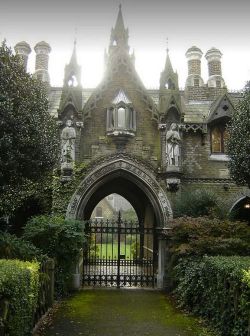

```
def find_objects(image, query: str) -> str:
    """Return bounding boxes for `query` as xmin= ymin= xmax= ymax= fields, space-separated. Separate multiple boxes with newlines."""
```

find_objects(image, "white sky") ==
xmin=1 ymin=0 xmax=250 ymax=90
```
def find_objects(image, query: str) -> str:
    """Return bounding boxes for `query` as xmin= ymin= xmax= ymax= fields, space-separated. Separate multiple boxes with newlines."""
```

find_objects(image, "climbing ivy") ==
xmin=52 ymin=163 xmax=87 ymax=216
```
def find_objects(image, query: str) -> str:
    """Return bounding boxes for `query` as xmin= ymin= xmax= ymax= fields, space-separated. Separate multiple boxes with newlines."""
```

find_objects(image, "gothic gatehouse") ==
xmin=14 ymin=5 xmax=250 ymax=288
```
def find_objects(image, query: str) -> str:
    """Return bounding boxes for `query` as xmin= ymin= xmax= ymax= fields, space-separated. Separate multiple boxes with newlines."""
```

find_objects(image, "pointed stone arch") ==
xmin=66 ymin=155 xmax=172 ymax=228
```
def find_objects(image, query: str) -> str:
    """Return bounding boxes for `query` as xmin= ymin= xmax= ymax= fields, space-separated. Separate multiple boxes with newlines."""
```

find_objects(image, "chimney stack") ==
xmin=14 ymin=41 xmax=31 ymax=71
xmin=205 ymin=47 xmax=225 ymax=88
xmin=34 ymin=41 xmax=51 ymax=83
xmin=185 ymin=46 xmax=204 ymax=87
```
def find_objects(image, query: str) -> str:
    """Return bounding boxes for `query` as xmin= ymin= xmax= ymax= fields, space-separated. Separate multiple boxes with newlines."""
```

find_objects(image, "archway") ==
xmin=66 ymin=156 xmax=172 ymax=288
xmin=230 ymin=197 xmax=250 ymax=224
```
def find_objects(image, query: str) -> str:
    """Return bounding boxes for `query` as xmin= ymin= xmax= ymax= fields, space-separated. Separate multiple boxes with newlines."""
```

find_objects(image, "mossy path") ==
xmin=44 ymin=289 xmax=215 ymax=336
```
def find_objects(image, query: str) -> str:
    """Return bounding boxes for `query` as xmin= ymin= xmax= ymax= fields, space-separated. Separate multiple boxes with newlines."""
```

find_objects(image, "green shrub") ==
xmin=0 ymin=259 xmax=40 ymax=336
xmin=174 ymin=189 xmax=227 ymax=218
xmin=23 ymin=215 xmax=85 ymax=296
xmin=175 ymin=256 xmax=250 ymax=336
xmin=0 ymin=232 xmax=45 ymax=261
xmin=169 ymin=217 xmax=250 ymax=257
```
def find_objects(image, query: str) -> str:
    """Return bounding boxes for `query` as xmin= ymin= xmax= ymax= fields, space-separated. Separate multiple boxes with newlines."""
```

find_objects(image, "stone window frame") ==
xmin=106 ymin=102 xmax=136 ymax=133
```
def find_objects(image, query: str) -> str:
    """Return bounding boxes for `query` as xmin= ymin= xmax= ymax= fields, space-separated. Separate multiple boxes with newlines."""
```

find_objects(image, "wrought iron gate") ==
xmin=83 ymin=215 xmax=155 ymax=288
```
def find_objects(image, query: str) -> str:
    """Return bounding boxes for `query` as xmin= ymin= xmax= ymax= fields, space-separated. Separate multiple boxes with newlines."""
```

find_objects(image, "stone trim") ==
xmin=66 ymin=156 xmax=173 ymax=227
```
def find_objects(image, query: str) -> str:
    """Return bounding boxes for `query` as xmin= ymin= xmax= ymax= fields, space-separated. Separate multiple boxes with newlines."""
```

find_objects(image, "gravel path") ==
xmin=43 ymin=289 xmax=215 ymax=336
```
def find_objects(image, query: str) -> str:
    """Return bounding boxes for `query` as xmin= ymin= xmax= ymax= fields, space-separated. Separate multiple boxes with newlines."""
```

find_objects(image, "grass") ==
xmin=95 ymin=243 xmax=132 ymax=259
xmin=44 ymin=290 xmax=218 ymax=336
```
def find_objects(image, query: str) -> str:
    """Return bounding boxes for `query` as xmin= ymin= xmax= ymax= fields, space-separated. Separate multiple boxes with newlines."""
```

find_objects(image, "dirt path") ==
xmin=43 ymin=289 xmax=215 ymax=336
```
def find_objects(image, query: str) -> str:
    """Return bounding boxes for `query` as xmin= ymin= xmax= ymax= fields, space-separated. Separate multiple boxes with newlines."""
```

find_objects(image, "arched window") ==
xmin=96 ymin=207 xmax=103 ymax=218
xmin=211 ymin=124 xmax=228 ymax=153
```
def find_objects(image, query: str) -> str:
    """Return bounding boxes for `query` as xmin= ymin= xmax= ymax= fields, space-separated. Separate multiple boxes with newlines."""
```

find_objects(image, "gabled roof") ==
xmin=207 ymin=93 xmax=234 ymax=123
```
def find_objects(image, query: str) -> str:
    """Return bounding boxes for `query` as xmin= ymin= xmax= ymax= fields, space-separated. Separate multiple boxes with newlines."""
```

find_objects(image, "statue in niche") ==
xmin=166 ymin=123 xmax=181 ymax=166
xmin=61 ymin=119 xmax=76 ymax=166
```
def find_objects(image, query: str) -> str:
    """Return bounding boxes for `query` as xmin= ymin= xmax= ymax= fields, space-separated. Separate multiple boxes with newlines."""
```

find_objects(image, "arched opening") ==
xmin=82 ymin=181 xmax=157 ymax=288
xmin=91 ymin=193 xmax=138 ymax=221
xmin=230 ymin=197 xmax=250 ymax=224
xmin=66 ymin=157 xmax=172 ymax=288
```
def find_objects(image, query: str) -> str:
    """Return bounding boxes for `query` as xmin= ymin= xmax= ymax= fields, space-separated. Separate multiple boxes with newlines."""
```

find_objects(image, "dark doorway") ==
xmin=231 ymin=197 xmax=250 ymax=224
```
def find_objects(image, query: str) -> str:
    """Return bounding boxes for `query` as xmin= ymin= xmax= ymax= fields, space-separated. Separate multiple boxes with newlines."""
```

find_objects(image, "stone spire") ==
xmin=63 ymin=39 xmax=81 ymax=87
xmin=109 ymin=4 xmax=129 ymax=54
xmin=160 ymin=48 xmax=178 ymax=90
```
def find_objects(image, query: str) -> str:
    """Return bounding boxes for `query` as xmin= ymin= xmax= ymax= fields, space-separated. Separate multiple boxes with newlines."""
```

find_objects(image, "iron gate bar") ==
xmin=83 ymin=216 xmax=155 ymax=288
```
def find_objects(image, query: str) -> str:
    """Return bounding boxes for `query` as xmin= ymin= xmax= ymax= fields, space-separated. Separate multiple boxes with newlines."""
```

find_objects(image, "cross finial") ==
xmin=166 ymin=37 xmax=169 ymax=54
xmin=119 ymin=3 xmax=122 ymax=10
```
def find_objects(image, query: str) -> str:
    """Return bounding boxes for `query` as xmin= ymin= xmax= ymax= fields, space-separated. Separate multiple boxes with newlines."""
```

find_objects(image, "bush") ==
xmin=0 ymin=232 xmax=45 ymax=261
xmin=0 ymin=259 xmax=40 ymax=336
xmin=23 ymin=215 xmax=85 ymax=296
xmin=175 ymin=256 xmax=250 ymax=336
xmin=174 ymin=189 xmax=227 ymax=218
xmin=169 ymin=217 xmax=250 ymax=257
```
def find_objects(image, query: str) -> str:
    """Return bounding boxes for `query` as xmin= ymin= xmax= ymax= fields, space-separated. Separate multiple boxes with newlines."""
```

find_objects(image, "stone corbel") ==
xmin=166 ymin=177 xmax=180 ymax=192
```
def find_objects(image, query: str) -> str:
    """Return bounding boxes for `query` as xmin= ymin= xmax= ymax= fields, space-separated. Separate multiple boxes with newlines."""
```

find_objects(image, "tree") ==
xmin=227 ymin=82 xmax=250 ymax=187
xmin=0 ymin=42 xmax=59 ymax=217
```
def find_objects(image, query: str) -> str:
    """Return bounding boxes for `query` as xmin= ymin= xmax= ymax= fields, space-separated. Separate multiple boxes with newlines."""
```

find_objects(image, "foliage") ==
xmin=121 ymin=208 xmax=138 ymax=221
xmin=52 ymin=163 xmax=87 ymax=215
xmin=0 ymin=41 xmax=59 ymax=216
xmin=0 ymin=259 xmax=40 ymax=336
xmin=0 ymin=232 xmax=46 ymax=261
xmin=227 ymin=83 xmax=250 ymax=187
xmin=173 ymin=189 xmax=227 ymax=219
xmin=168 ymin=216 xmax=250 ymax=258
xmin=23 ymin=215 xmax=85 ymax=296
xmin=174 ymin=256 xmax=250 ymax=336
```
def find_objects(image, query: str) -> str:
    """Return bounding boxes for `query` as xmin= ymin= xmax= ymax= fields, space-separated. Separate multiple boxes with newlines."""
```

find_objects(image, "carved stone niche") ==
xmin=166 ymin=177 xmax=180 ymax=192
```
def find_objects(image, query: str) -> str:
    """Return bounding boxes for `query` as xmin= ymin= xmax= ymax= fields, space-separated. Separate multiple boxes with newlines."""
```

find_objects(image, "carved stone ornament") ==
xmin=166 ymin=178 xmax=180 ymax=192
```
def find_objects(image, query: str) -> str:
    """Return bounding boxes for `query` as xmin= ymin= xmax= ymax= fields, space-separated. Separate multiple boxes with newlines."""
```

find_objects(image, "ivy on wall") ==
xmin=52 ymin=163 xmax=87 ymax=216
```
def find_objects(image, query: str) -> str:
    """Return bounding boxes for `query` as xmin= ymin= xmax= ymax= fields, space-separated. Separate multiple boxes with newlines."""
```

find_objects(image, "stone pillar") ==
xmin=14 ymin=41 xmax=31 ymax=71
xmin=34 ymin=41 xmax=51 ymax=84
xmin=185 ymin=46 xmax=204 ymax=87
xmin=205 ymin=47 xmax=225 ymax=88
xmin=156 ymin=235 xmax=166 ymax=289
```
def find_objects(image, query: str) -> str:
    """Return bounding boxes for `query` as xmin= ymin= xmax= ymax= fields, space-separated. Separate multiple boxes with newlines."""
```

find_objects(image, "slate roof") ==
xmin=48 ymin=87 xmax=242 ymax=123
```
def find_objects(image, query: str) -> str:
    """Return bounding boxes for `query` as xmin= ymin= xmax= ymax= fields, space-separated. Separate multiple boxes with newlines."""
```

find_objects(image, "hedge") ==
xmin=175 ymin=256 xmax=250 ymax=336
xmin=0 ymin=259 xmax=40 ymax=336
xmin=0 ymin=232 xmax=46 ymax=261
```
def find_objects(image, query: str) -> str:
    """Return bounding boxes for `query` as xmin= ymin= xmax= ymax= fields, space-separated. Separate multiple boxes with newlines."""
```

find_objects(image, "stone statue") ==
xmin=166 ymin=123 xmax=181 ymax=166
xmin=61 ymin=120 xmax=76 ymax=165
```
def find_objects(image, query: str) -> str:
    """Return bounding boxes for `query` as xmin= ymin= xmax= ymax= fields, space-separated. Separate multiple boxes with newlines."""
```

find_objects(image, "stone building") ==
xmin=14 ymin=5 xmax=250 ymax=287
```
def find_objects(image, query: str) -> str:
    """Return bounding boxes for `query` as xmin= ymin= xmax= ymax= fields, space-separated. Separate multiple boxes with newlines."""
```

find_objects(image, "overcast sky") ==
xmin=1 ymin=0 xmax=250 ymax=90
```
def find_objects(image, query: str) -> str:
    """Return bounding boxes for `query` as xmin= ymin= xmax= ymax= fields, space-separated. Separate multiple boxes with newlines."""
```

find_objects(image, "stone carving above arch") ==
xmin=66 ymin=155 xmax=173 ymax=227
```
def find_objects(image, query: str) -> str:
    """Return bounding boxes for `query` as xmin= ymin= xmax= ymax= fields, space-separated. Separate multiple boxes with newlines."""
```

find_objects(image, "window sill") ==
xmin=107 ymin=129 xmax=135 ymax=138
xmin=209 ymin=154 xmax=229 ymax=162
